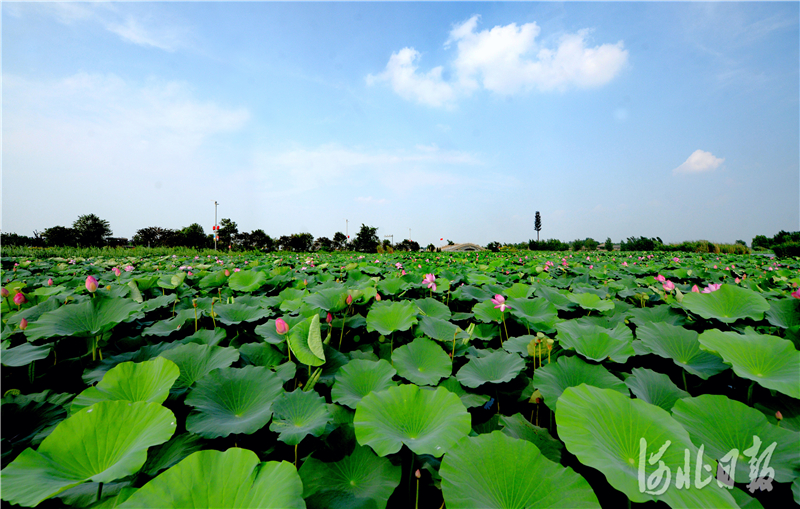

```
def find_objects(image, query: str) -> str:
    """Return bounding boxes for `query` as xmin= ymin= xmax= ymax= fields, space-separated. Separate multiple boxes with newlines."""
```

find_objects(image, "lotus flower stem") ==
xmin=294 ymin=444 xmax=298 ymax=468
xmin=682 ymin=370 xmax=688 ymax=392
xmin=451 ymin=331 xmax=457 ymax=359
xmin=210 ymin=298 xmax=217 ymax=329
xmin=747 ymin=380 xmax=755 ymax=405
xmin=500 ymin=313 xmax=507 ymax=346
xmin=97 ymin=482 xmax=103 ymax=502
xmin=28 ymin=361 xmax=34 ymax=383
xmin=415 ymin=471 xmax=420 ymax=509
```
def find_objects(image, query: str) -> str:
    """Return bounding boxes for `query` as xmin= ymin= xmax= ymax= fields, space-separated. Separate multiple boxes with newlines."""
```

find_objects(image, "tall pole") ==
xmin=214 ymin=201 xmax=218 ymax=251
xmin=409 ymin=228 xmax=411 ymax=241
xmin=346 ymin=219 xmax=349 ymax=239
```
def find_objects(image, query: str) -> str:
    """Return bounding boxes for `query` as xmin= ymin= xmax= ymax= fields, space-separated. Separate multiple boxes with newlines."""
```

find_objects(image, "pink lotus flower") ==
xmin=791 ymin=288 xmax=800 ymax=299
xmin=276 ymin=318 xmax=289 ymax=335
xmin=13 ymin=292 xmax=26 ymax=305
xmin=19 ymin=318 xmax=28 ymax=330
xmin=692 ymin=285 xmax=700 ymax=293
xmin=47 ymin=278 xmax=53 ymax=286
xmin=492 ymin=294 xmax=509 ymax=312
xmin=0 ymin=288 xmax=8 ymax=298
xmin=423 ymin=273 xmax=437 ymax=292
xmin=663 ymin=280 xmax=675 ymax=292
xmin=224 ymin=269 xmax=230 ymax=276
xmin=112 ymin=267 xmax=121 ymax=277
xmin=395 ymin=262 xmax=403 ymax=269
xmin=735 ymin=278 xmax=740 ymax=284
xmin=655 ymin=274 xmax=666 ymax=282
xmin=326 ymin=312 xmax=333 ymax=324
xmin=673 ymin=257 xmax=680 ymax=263
xmin=85 ymin=276 xmax=98 ymax=293
xmin=622 ymin=262 xmax=628 ymax=267
xmin=376 ymin=293 xmax=382 ymax=302
xmin=401 ymin=269 xmax=406 ymax=276
xmin=702 ymin=283 xmax=722 ymax=294
xmin=187 ymin=271 xmax=193 ymax=276
xmin=589 ymin=265 xmax=593 ymax=269
xmin=346 ymin=294 xmax=353 ymax=305
xmin=125 ymin=265 xmax=134 ymax=272
xmin=234 ymin=268 xmax=241 ymax=272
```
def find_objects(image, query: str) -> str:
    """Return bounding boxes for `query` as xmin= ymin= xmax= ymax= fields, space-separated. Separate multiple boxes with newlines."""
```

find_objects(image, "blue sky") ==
xmin=3 ymin=2 xmax=798 ymax=247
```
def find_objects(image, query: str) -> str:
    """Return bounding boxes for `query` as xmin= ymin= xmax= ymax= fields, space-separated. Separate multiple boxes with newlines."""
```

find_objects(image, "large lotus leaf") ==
xmin=624 ymin=368 xmax=689 ymax=411
xmin=635 ymin=322 xmax=728 ymax=380
xmin=416 ymin=315 xmax=466 ymax=342
xmin=4 ymin=297 xmax=62 ymax=327
xmin=505 ymin=282 xmax=534 ymax=299
xmin=681 ymin=284 xmax=770 ymax=323
xmin=198 ymin=269 xmax=228 ymax=289
xmin=269 ymin=390 xmax=333 ymax=445
xmin=672 ymin=395 xmax=800 ymax=483
xmin=507 ymin=297 xmax=560 ymax=332
xmin=142 ymin=308 xmax=196 ymax=337
xmin=181 ymin=327 xmax=226 ymax=346
xmin=532 ymin=355 xmax=628 ymax=411
xmin=332 ymin=359 xmax=397 ymax=409
xmin=566 ymin=292 xmax=615 ymax=312
xmin=557 ymin=385 xmax=738 ymax=508
xmin=1 ymin=393 xmax=68 ymax=469
xmin=534 ymin=286 xmax=577 ymax=311
xmin=1 ymin=342 xmax=52 ymax=367
xmin=83 ymin=342 xmax=179 ymax=385
xmin=437 ymin=376 xmax=489 ymax=408
xmin=376 ymin=277 xmax=409 ymax=296
xmin=158 ymin=343 xmax=239 ymax=389
xmin=141 ymin=432 xmax=206 ymax=477
xmin=141 ymin=293 xmax=176 ymax=313
xmin=118 ymin=448 xmax=304 ymax=508
xmin=1 ymin=401 xmax=175 ymax=507
xmin=71 ymin=357 xmax=180 ymax=414
xmin=228 ymin=269 xmax=267 ymax=292
xmin=414 ymin=297 xmax=452 ymax=320
xmin=366 ymin=301 xmax=419 ymax=335
xmin=304 ymin=286 xmax=349 ymax=313
xmin=288 ymin=314 xmax=325 ymax=366
xmin=212 ymin=302 xmax=272 ymax=325
xmin=766 ymin=298 xmax=800 ymax=328
xmin=392 ymin=337 xmax=452 ymax=386
xmin=24 ymin=295 xmax=143 ymax=341
xmin=471 ymin=300 xmax=503 ymax=323
xmin=456 ymin=350 xmax=525 ymax=388
xmin=451 ymin=284 xmax=492 ymax=302
xmin=185 ymin=366 xmax=284 ymax=438
xmin=698 ymin=328 xmax=800 ymax=398
xmin=628 ymin=305 xmax=686 ymax=328
xmin=299 ymin=445 xmax=401 ymax=509
xmin=440 ymin=431 xmax=600 ymax=509
xmin=255 ymin=315 xmax=306 ymax=344
xmin=239 ymin=343 xmax=284 ymax=368
xmin=354 ymin=384 xmax=470 ymax=457
xmin=498 ymin=413 xmax=563 ymax=464
xmin=557 ymin=320 xmax=635 ymax=363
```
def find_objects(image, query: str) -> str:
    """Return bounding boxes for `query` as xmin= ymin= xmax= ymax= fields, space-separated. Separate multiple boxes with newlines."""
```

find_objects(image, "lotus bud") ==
xmin=85 ymin=276 xmax=98 ymax=293
xmin=47 ymin=278 xmax=53 ymax=286
xmin=776 ymin=411 xmax=783 ymax=421
xmin=193 ymin=299 xmax=198 ymax=308
xmin=276 ymin=318 xmax=289 ymax=335
xmin=19 ymin=318 xmax=28 ymax=330
xmin=224 ymin=269 xmax=230 ymax=277
xmin=326 ymin=312 xmax=333 ymax=324
xmin=415 ymin=469 xmax=421 ymax=479
xmin=346 ymin=294 xmax=353 ymax=305
xmin=112 ymin=267 xmax=121 ymax=277
xmin=375 ymin=293 xmax=382 ymax=301
xmin=0 ymin=288 xmax=8 ymax=298
xmin=13 ymin=292 xmax=27 ymax=306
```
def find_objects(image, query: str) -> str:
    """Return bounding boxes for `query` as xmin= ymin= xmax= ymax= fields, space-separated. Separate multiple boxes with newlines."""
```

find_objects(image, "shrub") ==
xmin=571 ymin=239 xmax=585 ymax=251
xmin=772 ymin=242 xmax=800 ymax=258
xmin=584 ymin=238 xmax=599 ymax=251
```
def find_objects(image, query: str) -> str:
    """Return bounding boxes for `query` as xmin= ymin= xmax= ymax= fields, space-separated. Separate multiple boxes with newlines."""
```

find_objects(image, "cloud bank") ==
xmin=673 ymin=150 xmax=725 ymax=175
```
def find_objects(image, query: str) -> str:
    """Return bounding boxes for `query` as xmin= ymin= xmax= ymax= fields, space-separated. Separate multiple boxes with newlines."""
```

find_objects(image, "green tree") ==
xmin=584 ymin=238 xmax=599 ymax=250
xmin=217 ymin=218 xmax=238 ymax=247
xmin=73 ymin=214 xmax=112 ymax=247
xmin=352 ymin=224 xmax=379 ymax=253
xmin=332 ymin=232 xmax=348 ymax=251
xmin=604 ymin=237 xmax=614 ymax=251
xmin=534 ymin=211 xmax=542 ymax=241
xmin=181 ymin=223 xmax=208 ymax=249
xmin=43 ymin=226 xmax=78 ymax=247
xmin=249 ymin=229 xmax=273 ymax=251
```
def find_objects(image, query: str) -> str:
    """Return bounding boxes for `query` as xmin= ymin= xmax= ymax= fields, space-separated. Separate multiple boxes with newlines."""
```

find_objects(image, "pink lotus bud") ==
xmin=276 ymin=318 xmax=289 ymax=335
xmin=776 ymin=411 xmax=783 ymax=421
xmin=224 ymin=269 xmax=230 ymax=277
xmin=663 ymin=281 xmax=675 ymax=292
xmin=112 ymin=267 xmax=121 ymax=277
xmin=85 ymin=276 xmax=98 ymax=293
xmin=326 ymin=312 xmax=333 ymax=324
xmin=346 ymin=294 xmax=353 ymax=305
xmin=47 ymin=278 xmax=53 ymax=286
xmin=376 ymin=293 xmax=382 ymax=301
xmin=1 ymin=288 xmax=9 ymax=298
xmin=13 ymin=292 xmax=27 ymax=305
xmin=691 ymin=285 xmax=700 ymax=293
xmin=415 ymin=469 xmax=421 ymax=479
xmin=19 ymin=318 xmax=28 ymax=330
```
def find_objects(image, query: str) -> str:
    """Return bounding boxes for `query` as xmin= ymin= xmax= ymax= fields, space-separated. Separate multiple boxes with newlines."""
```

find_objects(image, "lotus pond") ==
xmin=1 ymin=250 xmax=799 ymax=508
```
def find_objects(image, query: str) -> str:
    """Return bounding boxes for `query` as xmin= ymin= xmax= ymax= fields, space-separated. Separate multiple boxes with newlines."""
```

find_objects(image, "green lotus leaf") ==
xmin=451 ymin=285 xmax=492 ymax=302
xmin=269 ymin=389 xmax=333 ymax=445
xmin=416 ymin=315 xmax=466 ymax=342
xmin=288 ymin=314 xmax=325 ymax=366
xmin=82 ymin=342 xmax=179 ymax=385
xmin=198 ymin=269 xmax=228 ymax=289
xmin=24 ymin=294 xmax=143 ymax=341
xmin=142 ymin=308 xmax=196 ymax=337
xmin=304 ymin=286 xmax=349 ymax=313
xmin=624 ymin=368 xmax=689 ymax=411
xmin=239 ymin=343 xmax=284 ymax=368
xmin=498 ymin=413 xmax=563 ymax=464
xmin=456 ymin=350 xmax=525 ymax=388
xmin=212 ymin=302 xmax=272 ymax=325
xmin=794 ymin=478 xmax=800 ymax=505
xmin=228 ymin=269 xmax=267 ymax=292
xmin=1 ymin=401 xmax=175 ymax=507
xmin=299 ymin=445 xmax=401 ymax=509
xmin=557 ymin=385 xmax=738 ymax=508
xmin=503 ymin=335 xmax=536 ymax=357
xmin=567 ymin=292 xmax=615 ymax=312
xmin=71 ymin=357 xmax=180 ymax=414
xmin=628 ymin=305 xmax=686 ymax=328
xmin=140 ymin=432 xmax=206 ymax=477
xmin=354 ymin=384 xmax=470 ymax=457
xmin=332 ymin=359 xmax=397 ymax=409
xmin=1 ymin=342 xmax=52 ymax=367
xmin=534 ymin=286 xmax=577 ymax=311
xmin=158 ymin=343 xmax=240 ymax=389
xmin=366 ymin=301 xmax=419 ymax=336
xmin=440 ymin=431 xmax=600 ymax=509
xmin=255 ymin=316 xmax=306 ymax=344
xmin=672 ymin=395 xmax=800 ymax=483
xmin=556 ymin=321 xmax=635 ymax=363
xmin=507 ymin=297 xmax=560 ymax=332
xmin=471 ymin=300 xmax=503 ymax=323
xmin=414 ymin=297 xmax=452 ymax=320
xmin=698 ymin=328 xmax=800 ymax=398
xmin=766 ymin=298 xmax=800 ymax=328
xmin=532 ymin=355 xmax=628 ymax=411
xmin=1 ymin=392 xmax=69 ymax=468
xmin=437 ymin=376 xmax=489 ymax=408
xmin=505 ymin=282 xmax=534 ymax=299
xmin=181 ymin=327 xmax=226 ymax=346
xmin=118 ymin=448 xmax=304 ymax=508
xmin=141 ymin=293 xmax=176 ymax=313
xmin=185 ymin=366 xmax=284 ymax=438
xmin=392 ymin=337 xmax=452 ymax=386
xmin=376 ymin=277 xmax=409 ymax=296
xmin=681 ymin=284 xmax=770 ymax=323
xmin=635 ymin=322 xmax=728 ymax=380
xmin=4 ymin=297 xmax=62 ymax=327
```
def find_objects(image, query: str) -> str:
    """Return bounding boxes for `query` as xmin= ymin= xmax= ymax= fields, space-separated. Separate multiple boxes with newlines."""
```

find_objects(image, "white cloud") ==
xmin=366 ymin=48 xmax=456 ymax=107
xmin=369 ymin=15 xmax=628 ymax=106
xmin=673 ymin=150 xmax=725 ymax=175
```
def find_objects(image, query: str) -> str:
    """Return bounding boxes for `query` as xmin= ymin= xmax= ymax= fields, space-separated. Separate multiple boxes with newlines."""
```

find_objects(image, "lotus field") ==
xmin=2 ymin=250 xmax=799 ymax=508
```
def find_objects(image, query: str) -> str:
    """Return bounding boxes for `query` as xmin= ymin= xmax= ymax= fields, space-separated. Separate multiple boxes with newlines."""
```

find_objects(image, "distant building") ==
xmin=441 ymin=243 xmax=483 ymax=252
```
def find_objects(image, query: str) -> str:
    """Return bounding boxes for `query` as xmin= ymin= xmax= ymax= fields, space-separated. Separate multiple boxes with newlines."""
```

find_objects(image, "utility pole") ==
xmin=346 ymin=219 xmax=349 ymax=240
xmin=408 ymin=228 xmax=411 ymax=241
xmin=384 ymin=234 xmax=393 ymax=246
xmin=214 ymin=201 xmax=219 ymax=251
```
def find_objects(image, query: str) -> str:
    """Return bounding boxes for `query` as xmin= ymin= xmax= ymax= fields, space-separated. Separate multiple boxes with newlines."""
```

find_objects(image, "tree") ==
xmin=332 ymin=232 xmax=348 ymax=251
xmin=73 ymin=214 xmax=112 ymax=247
xmin=604 ymin=237 xmax=614 ymax=251
xmin=447 ymin=239 xmax=455 ymax=245
xmin=571 ymin=239 xmax=585 ymax=251
xmin=534 ymin=211 xmax=542 ymax=242
xmin=249 ymin=229 xmax=273 ymax=251
xmin=314 ymin=237 xmax=333 ymax=252
xmin=181 ymin=223 xmax=208 ymax=249
xmin=43 ymin=226 xmax=78 ymax=247
xmin=352 ymin=224 xmax=379 ymax=253
xmin=584 ymin=238 xmax=599 ymax=251
xmin=133 ymin=227 xmax=171 ymax=247
xmin=288 ymin=233 xmax=314 ymax=252
xmin=217 ymin=218 xmax=238 ymax=247
xmin=486 ymin=241 xmax=501 ymax=252
xmin=395 ymin=239 xmax=420 ymax=252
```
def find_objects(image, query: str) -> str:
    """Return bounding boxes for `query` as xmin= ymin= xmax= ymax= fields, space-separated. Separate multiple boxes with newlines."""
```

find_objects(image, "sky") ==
xmin=2 ymin=1 xmax=798 ymax=247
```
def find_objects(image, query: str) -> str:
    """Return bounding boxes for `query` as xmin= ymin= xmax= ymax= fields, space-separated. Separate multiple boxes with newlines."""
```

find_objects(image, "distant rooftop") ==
xmin=440 ymin=243 xmax=484 ymax=252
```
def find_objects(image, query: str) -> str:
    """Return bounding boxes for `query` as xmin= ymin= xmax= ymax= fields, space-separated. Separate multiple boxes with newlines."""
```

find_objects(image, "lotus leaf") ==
xmin=366 ymin=301 xmax=418 ymax=336
xmin=228 ymin=269 xmax=267 ymax=292
xmin=624 ymin=367 xmax=689 ymax=411
xmin=331 ymin=359 xmax=397 ymax=409
xmin=25 ymin=295 xmax=143 ymax=341
xmin=635 ymin=322 xmax=728 ymax=379
xmin=532 ymin=355 xmax=628 ymax=411
xmin=681 ymin=284 xmax=770 ymax=323
xmin=392 ymin=336 xmax=452 ymax=386
xmin=288 ymin=314 xmax=325 ymax=366
xmin=269 ymin=389 xmax=333 ymax=445
xmin=556 ymin=321 xmax=635 ymax=363
xmin=456 ymin=350 xmax=525 ymax=388
xmin=498 ymin=413 xmax=563 ymax=463
xmin=158 ymin=343 xmax=239 ymax=389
